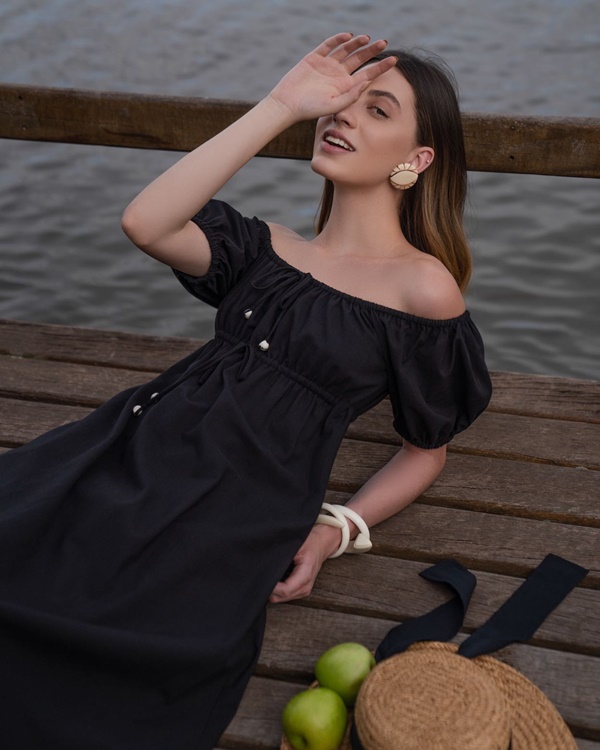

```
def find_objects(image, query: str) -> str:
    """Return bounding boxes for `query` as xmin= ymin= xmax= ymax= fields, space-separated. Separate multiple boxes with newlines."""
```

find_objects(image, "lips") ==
xmin=322 ymin=129 xmax=355 ymax=152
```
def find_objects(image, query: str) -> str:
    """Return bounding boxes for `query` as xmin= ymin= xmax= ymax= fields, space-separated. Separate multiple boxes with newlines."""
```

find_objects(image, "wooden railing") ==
xmin=1 ymin=83 xmax=599 ymax=178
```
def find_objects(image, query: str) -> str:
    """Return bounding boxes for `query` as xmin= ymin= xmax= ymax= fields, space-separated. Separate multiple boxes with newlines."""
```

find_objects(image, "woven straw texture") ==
xmin=353 ymin=642 xmax=577 ymax=750
xmin=354 ymin=642 xmax=510 ymax=750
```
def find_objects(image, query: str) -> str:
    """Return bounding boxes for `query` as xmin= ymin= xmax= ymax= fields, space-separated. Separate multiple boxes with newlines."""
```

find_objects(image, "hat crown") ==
xmin=354 ymin=643 xmax=510 ymax=750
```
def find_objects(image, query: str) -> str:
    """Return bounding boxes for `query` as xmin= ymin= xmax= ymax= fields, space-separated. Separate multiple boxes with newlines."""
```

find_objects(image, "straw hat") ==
xmin=352 ymin=641 xmax=577 ymax=750
xmin=281 ymin=641 xmax=576 ymax=750
xmin=281 ymin=554 xmax=585 ymax=750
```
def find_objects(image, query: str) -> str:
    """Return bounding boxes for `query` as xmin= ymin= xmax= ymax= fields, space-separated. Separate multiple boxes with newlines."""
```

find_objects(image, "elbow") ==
xmin=402 ymin=440 xmax=447 ymax=474
xmin=426 ymin=444 xmax=448 ymax=487
xmin=121 ymin=204 xmax=151 ymax=250
xmin=436 ymin=444 xmax=447 ymax=473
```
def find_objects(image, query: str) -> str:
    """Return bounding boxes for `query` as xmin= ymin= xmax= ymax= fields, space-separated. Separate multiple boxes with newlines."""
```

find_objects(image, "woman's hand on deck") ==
xmin=269 ymin=524 xmax=341 ymax=604
xmin=267 ymin=33 xmax=397 ymax=122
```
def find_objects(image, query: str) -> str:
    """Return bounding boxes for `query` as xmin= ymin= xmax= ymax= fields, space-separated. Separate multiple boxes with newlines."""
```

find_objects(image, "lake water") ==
xmin=1 ymin=0 xmax=599 ymax=380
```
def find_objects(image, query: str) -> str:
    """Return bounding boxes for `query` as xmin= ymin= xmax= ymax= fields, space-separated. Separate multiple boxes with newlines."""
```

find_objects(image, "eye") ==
xmin=368 ymin=105 xmax=389 ymax=118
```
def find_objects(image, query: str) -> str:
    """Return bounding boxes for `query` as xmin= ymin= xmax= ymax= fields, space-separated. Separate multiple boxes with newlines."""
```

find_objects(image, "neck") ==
xmin=314 ymin=183 xmax=408 ymax=258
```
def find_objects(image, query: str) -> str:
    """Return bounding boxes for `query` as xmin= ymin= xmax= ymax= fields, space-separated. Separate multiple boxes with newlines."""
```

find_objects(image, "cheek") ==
xmin=365 ymin=143 xmax=402 ymax=174
xmin=313 ymin=118 xmax=328 ymax=146
xmin=379 ymin=134 xmax=415 ymax=170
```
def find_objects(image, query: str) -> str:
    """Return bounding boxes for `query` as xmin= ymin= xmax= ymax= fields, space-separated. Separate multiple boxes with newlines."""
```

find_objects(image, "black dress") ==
xmin=0 ymin=200 xmax=492 ymax=749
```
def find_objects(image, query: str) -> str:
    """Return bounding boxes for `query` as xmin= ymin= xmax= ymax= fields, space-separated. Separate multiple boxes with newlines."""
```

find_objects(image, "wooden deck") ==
xmin=0 ymin=317 xmax=598 ymax=749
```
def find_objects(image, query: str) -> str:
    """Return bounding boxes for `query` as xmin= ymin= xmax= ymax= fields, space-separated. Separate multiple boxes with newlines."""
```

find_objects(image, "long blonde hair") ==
xmin=316 ymin=49 xmax=472 ymax=292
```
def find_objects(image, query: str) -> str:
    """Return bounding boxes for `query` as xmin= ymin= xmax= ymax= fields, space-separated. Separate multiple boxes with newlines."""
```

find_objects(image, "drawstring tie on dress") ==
xmin=247 ymin=267 xmax=313 ymax=349
xmin=131 ymin=266 xmax=314 ymax=417
xmin=131 ymin=340 xmax=250 ymax=417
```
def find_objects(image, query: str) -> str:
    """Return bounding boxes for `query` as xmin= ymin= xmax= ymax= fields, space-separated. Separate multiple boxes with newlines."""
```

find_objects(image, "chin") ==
xmin=310 ymin=152 xmax=343 ymax=182
xmin=310 ymin=155 xmax=328 ymax=179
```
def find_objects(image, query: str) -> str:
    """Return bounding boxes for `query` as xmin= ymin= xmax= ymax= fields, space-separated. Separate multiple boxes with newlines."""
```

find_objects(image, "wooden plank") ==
xmin=354 ymin=372 xmax=600 ymax=434
xmin=331 ymin=442 xmax=600 ymax=527
xmin=221 ymin=670 xmax=599 ymax=749
xmin=350 ymin=402 xmax=600 ymax=468
xmin=463 ymin=111 xmax=600 ymax=178
xmin=0 ymin=84 xmax=315 ymax=160
xmin=322 ymin=490 xmax=600 ymax=586
xmin=219 ymin=607 xmax=600 ymax=745
xmin=261 ymin=604 xmax=599 ymax=736
xmin=489 ymin=370 xmax=600 ymax=423
xmin=3 ymin=399 xmax=597 ymax=587
xmin=2 ymin=322 xmax=600 ymax=471
xmin=9 ymin=352 xmax=596 ymax=470
xmin=4 ymin=351 xmax=600 ymax=470
xmin=0 ymin=319 xmax=200 ymax=373
xmin=306 ymin=555 xmax=599 ymax=653
xmin=2 ymin=320 xmax=599 ymax=421
xmin=2 ymin=395 xmax=598 ymax=527
xmin=219 ymin=664 xmax=600 ymax=750
xmin=0 ymin=355 xmax=149 ymax=407
xmin=1 ymin=84 xmax=599 ymax=177
xmin=0 ymin=397 xmax=89 ymax=447
xmin=220 ymin=675 xmax=305 ymax=750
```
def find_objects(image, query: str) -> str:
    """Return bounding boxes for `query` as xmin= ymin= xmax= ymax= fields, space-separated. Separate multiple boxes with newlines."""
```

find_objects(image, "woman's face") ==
xmin=311 ymin=67 xmax=424 ymax=189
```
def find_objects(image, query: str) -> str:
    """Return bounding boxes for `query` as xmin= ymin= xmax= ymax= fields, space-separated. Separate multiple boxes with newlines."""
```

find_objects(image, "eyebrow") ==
xmin=367 ymin=89 xmax=401 ymax=109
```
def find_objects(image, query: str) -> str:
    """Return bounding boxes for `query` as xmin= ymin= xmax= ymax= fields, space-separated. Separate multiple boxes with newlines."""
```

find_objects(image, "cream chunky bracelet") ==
xmin=316 ymin=502 xmax=373 ymax=558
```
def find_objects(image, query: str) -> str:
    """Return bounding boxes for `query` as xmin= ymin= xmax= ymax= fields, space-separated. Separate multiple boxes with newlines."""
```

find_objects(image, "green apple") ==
xmin=314 ymin=642 xmax=375 ymax=707
xmin=282 ymin=686 xmax=348 ymax=750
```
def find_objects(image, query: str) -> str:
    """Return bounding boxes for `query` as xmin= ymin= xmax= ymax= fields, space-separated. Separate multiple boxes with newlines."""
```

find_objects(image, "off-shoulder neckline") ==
xmin=259 ymin=219 xmax=471 ymax=327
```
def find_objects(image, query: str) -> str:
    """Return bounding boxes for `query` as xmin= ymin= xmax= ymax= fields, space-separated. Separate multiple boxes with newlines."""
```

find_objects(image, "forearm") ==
xmin=122 ymin=95 xmax=295 ymax=244
xmin=270 ymin=442 xmax=446 ymax=603
xmin=347 ymin=442 xmax=446 ymax=528
xmin=122 ymin=34 xmax=394 ymax=247
xmin=318 ymin=442 xmax=446 ymax=556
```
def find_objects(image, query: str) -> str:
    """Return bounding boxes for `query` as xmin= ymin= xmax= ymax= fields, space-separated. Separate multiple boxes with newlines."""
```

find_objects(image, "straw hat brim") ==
xmin=281 ymin=643 xmax=577 ymax=750
xmin=353 ymin=642 xmax=577 ymax=750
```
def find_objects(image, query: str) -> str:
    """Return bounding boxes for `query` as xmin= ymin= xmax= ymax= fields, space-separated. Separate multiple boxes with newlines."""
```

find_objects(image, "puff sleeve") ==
xmin=172 ymin=199 xmax=265 ymax=308
xmin=385 ymin=312 xmax=492 ymax=449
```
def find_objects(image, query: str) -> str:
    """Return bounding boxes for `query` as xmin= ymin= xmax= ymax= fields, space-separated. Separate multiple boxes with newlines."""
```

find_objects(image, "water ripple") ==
xmin=0 ymin=0 xmax=599 ymax=379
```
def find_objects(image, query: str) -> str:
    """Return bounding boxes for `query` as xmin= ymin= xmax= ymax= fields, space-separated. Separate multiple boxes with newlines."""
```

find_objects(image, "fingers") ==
xmin=313 ymin=33 xmax=389 ymax=69
xmin=269 ymin=560 xmax=314 ymax=604
xmin=341 ymin=38 xmax=390 ymax=71
xmin=312 ymin=32 xmax=355 ymax=57
xmin=327 ymin=34 xmax=373 ymax=61
xmin=351 ymin=55 xmax=398 ymax=85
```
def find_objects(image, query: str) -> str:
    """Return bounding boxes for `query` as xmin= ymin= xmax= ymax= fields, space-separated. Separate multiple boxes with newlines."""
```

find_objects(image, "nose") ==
xmin=332 ymin=102 xmax=358 ymax=128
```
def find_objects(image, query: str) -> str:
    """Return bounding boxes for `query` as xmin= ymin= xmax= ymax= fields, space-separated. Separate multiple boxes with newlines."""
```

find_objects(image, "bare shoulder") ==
xmin=402 ymin=253 xmax=466 ymax=320
xmin=266 ymin=221 xmax=304 ymax=244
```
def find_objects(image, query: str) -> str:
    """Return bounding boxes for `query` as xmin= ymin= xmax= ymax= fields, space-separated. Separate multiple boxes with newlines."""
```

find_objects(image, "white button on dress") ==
xmin=258 ymin=340 xmax=270 ymax=351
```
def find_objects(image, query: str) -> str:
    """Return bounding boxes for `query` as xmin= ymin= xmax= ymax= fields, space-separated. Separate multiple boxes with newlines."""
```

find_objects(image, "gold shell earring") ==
xmin=389 ymin=163 xmax=419 ymax=190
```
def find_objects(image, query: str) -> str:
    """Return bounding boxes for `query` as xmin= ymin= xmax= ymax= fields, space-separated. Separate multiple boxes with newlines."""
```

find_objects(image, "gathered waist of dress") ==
xmin=208 ymin=332 xmax=351 ymax=412
xmin=129 ymin=334 xmax=353 ymax=420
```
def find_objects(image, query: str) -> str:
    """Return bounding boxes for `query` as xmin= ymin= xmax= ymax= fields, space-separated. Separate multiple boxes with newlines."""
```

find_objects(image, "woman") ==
xmin=0 ymin=34 xmax=492 ymax=748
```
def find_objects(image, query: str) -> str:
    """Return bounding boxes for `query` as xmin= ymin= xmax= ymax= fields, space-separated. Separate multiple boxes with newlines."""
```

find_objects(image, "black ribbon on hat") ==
xmin=351 ymin=554 xmax=588 ymax=750
xmin=375 ymin=558 xmax=476 ymax=662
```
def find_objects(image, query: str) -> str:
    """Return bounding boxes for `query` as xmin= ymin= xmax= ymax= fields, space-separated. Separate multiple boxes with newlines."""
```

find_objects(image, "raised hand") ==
xmin=123 ymin=34 xmax=397 ymax=255
xmin=267 ymin=33 xmax=397 ymax=123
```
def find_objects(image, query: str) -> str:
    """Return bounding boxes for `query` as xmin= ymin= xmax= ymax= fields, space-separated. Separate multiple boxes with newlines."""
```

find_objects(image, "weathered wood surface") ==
xmin=1 ymin=84 xmax=599 ymax=177
xmin=3 ymin=318 xmax=599 ymax=421
xmin=0 ymin=319 xmax=598 ymax=747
